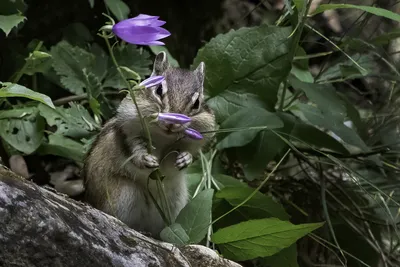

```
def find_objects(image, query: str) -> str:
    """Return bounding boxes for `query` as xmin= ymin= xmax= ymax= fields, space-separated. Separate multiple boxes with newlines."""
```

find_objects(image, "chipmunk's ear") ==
xmin=152 ymin=51 xmax=169 ymax=75
xmin=194 ymin=62 xmax=205 ymax=94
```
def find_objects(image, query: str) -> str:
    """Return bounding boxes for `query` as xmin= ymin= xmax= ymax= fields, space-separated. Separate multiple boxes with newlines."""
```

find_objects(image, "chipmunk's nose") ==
xmin=167 ymin=124 xmax=182 ymax=132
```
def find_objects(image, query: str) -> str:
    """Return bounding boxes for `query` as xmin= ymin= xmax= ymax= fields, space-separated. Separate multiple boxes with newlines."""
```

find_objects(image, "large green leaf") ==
xmin=206 ymin=90 xmax=267 ymax=123
xmin=212 ymin=218 xmax=323 ymax=261
xmin=38 ymin=103 xmax=100 ymax=138
xmin=0 ymin=107 xmax=45 ymax=154
xmin=217 ymin=107 xmax=284 ymax=149
xmin=311 ymin=4 xmax=400 ymax=23
xmin=175 ymin=189 xmax=214 ymax=243
xmin=37 ymin=134 xmax=85 ymax=163
xmin=193 ymin=24 xmax=292 ymax=109
xmin=215 ymin=186 xmax=289 ymax=220
xmin=104 ymin=0 xmax=130 ymax=21
xmin=258 ymin=244 xmax=299 ymax=267
xmin=0 ymin=82 xmax=55 ymax=109
xmin=50 ymin=40 xmax=97 ymax=94
xmin=0 ymin=14 xmax=26 ymax=36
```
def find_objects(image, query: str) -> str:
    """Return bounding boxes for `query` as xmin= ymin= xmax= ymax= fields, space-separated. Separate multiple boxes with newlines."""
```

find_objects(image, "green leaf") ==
xmin=293 ymin=0 xmax=305 ymax=11
xmin=0 ymin=14 xmax=26 ymax=36
xmin=175 ymin=189 xmax=214 ymax=243
xmin=38 ymin=103 xmax=100 ymax=138
xmin=371 ymin=29 xmax=400 ymax=45
xmin=88 ymin=0 xmax=95 ymax=8
xmin=149 ymin=45 xmax=179 ymax=67
xmin=0 ymin=82 xmax=55 ymax=109
xmin=213 ymin=174 xmax=246 ymax=189
xmin=50 ymin=40 xmax=96 ymax=94
xmin=104 ymin=0 xmax=130 ymax=21
xmin=311 ymin=4 xmax=400 ymax=23
xmin=0 ymin=0 xmax=27 ymax=15
xmin=216 ymin=187 xmax=289 ymax=220
xmin=104 ymin=44 xmax=152 ymax=89
xmin=207 ymin=90 xmax=267 ymax=123
xmin=193 ymin=25 xmax=292 ymax=109
xmin=259 ymin=244 xmax=299 ymax=267
xmin=0 ymin=107 xmax=45 ymax=154
xmin=160 ymin=223 xmax=190 ymax=245
xmin=37 ymin=134 xmax=85 ymax=162
xmin=217 ymin=107 xmax=284 ymax=149
xmin=212 ymin=218 xmax=323 ymax=261
xmin=24 ymin=50 xmax=53 ymax=75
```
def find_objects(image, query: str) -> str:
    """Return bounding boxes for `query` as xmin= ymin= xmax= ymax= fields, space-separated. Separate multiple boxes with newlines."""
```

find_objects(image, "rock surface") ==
xmin=0 ymin=166 xmax=241 ymax=267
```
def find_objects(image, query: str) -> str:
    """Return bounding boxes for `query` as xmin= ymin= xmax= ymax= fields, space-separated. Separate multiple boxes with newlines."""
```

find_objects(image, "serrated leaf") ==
xmin=37 ymin=134 xmax=85 ymax=162
xmin=212 ymin=218 xmax=323 ymax=261
xmin=160 ymin=223 xmax=190 ymax=245
xmin=0 ymin=107 xmax=44 ymax=154
xmin=50 ymin=40 xmax=95 ymax=94
xmin=216 ymin=187 xmax=289 ymax=220
xmin=0 ymin=14 xmax=26 ymax=36
xmin=175 ymin=189 xmax=214 ymax=243
xmin=24 ymin=50 xmax=52 ymax=75
xmin=311 ymin=4 xmax=400 ymax=23
xmin=0 ymin=82 xmax=55 ymax=108
xmin=193 ymin=25 xmax=292 ymax=109
xmin=104 ymin=0 xmax=130 ymax=21
xmin=90 ymin=44 xmax=109 ymax=82
xmin=217 ymin=107 xmax=284 ymax=150
xmin=104 ymin=44 xmax=152 ymax=89
xmin=38 ymin=103 xmax=100 ymax=138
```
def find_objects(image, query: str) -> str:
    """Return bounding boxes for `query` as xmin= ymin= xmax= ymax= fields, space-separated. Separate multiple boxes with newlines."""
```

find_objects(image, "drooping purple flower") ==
xmin=157 ymin=113 xmax=191 ymax=124
xmin=139 ymin=76 xmax=165 ymax=88
xmin=185 ymin=128 xmax=203 ymax=140
xmin=112 ymin=14 xmax=170 ymax=45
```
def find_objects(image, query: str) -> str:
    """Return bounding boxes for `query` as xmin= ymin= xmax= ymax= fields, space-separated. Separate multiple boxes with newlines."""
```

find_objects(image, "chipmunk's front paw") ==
xmin=142 ymin=154 xmax=159 ymax=168
xmin=175 ymin=152 xmax=192 ymax=170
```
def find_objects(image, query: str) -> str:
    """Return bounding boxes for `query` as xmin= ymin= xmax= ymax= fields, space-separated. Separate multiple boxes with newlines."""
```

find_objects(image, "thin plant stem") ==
xmin=12 ymin=41 xmax=43 ymax=84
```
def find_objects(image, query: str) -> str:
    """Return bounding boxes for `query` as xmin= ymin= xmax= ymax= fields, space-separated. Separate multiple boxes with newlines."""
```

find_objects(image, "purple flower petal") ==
xmin=135 ymin=14 xmax=159 ymax=20
xmin=139 ymin=76 xmax=165 ymax=88
xmin=185 ymin=128 xmax=203 ymax=140
xmin=158 ymin=113 xmax=191 ymax=124
xmin=113 ymin=25 xmax=171 ymax=45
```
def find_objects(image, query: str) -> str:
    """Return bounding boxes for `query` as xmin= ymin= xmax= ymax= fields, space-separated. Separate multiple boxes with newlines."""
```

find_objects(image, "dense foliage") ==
xmin=1 ymin=0 xmax=400 ymax=266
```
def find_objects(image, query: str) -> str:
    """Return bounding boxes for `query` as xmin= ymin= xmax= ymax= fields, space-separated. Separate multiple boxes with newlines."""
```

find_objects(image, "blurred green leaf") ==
xmin=216 ymin=186 xmax=289 ymax=220
xmin=217 ymin=107 xmax=284 ymax=149
xmin=212 ymin=218 xmax=323 ymax=261
xmin=0 ymin=82 xmax=55 ymax=108
xmin=37 ymin=134 xmax=85 ymax=162
xmin=24 ymin=51 xmax=52 ymax=75
xmin=38 ymin=103 xmax=100 ymax=139
xmin=0 ymin=14 xmax=25 ymax=36
xmin=160 ymin=223 xmax=190 ymax=245
xmin=193 ymin=25 xmax=292 ymax=109
xmin=371 ymin=29 xmax=400 ymax=45
xmin=88 ymin=0 xmax=95 ymax=8
xmin=175 ymin=189 xmax=214 ymax=243
xmin=0 ymin=107 xmax=44 ymax=154
xmin=0 ymin=0 xmax=27 ymax=15
xmin=311 ymin=4 xmax=400 ymax=22
xmin=104 ymin=0 xmax=130 ymax=21
xmin=213 ymin=174 xmax=246 ymax=189
xmin=259 ymin=244 xmax=299 ymax=267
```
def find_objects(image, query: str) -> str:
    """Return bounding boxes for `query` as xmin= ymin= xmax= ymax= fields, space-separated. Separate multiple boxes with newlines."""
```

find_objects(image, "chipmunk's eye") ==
xmin=155 ymin=85 xmax=163 ymax=98
xmin=192 ymin=98 xmax=200 ymax=110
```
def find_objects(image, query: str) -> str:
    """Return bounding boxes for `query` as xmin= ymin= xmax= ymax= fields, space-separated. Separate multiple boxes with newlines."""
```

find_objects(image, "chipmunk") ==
xmin=82 ymin=52 xmax=216 ymax=237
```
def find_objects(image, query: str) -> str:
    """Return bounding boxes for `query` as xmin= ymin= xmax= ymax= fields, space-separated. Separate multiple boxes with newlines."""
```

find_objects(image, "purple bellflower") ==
xmin=112 ymin=14 xmax=171 ymax=45
xmin=157 ymin=113 xmax=191 ymax=124
xmin=185 ymin=128 xmax=203 ymax=140
xmin=139 ymin=76 xmax=165 ymax=88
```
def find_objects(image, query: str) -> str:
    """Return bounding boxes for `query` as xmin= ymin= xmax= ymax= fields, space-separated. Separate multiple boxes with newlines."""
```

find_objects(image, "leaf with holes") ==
xmin=193 ymin=24 xmax=292 ymax=109
xmin=175 ymin=189 xmax=214 ymax=243
xmin=38 ymin=103 xmax=100 ymax=138
xmin=0 ymin=107 xmax=45 ymax=154
xmin=212 ymin=218 xmax=323 ymax=261
xmin=0 ymin=82 xmax=55 ymax=108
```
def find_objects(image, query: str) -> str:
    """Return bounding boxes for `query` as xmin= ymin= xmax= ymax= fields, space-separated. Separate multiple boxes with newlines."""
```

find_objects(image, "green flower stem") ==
xmin=12 ymin=41 xmax=43 ymax=84
xmin=102 ymin=32 xmax=172 ymax=225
